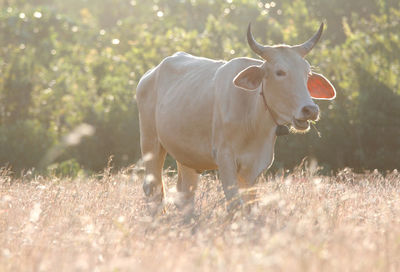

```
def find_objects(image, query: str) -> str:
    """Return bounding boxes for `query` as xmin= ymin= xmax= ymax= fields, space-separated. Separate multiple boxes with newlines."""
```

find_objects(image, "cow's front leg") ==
xmin=175 ymin=162 xmax=199 ymax=222
xmin=238 ymin=175 xmax=258 ymax=213
xmin=217 ymin=151 xmax=243 ymax=212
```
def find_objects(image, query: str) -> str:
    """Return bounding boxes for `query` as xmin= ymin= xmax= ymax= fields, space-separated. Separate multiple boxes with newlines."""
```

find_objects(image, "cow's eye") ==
xmin=276 ymin=70 xmax=287 ymax=77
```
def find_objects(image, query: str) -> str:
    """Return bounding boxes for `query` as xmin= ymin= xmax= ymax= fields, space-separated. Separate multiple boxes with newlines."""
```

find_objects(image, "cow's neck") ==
xmin=259 ymin=82 xmax=290 ymax=136
xmin=252 ymin=85 xmax=279 ymax=135
xmin=236 ymin=87 xmax=278 ymax=143
xmin=236 ymin=92 xmax=277 ymax=184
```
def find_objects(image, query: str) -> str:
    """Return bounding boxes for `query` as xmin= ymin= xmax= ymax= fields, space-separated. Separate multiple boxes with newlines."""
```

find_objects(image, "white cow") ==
xmin=136 ymin=23 xmax=335 ymax=211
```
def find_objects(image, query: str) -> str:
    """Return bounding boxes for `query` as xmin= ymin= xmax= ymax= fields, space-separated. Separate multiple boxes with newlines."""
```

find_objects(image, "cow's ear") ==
xmin=308 ymin=73 xmax=336 ymax=100
xmin=233 ymin=66 xmax=265 ymax=91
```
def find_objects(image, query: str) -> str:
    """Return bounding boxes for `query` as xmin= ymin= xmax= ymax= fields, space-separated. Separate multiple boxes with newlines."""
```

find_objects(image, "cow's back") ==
xmin=137 ymin=52 xmax=225 ymax=170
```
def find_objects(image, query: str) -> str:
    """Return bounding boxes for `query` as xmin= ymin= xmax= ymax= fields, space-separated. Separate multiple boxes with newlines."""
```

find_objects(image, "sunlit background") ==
xmin=1 ymin=0 xmax=399 ymax=175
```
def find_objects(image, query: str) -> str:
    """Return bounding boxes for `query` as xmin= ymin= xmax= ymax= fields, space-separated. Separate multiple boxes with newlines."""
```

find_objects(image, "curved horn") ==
xmin=247 ymin=23 xmax=273 ymax=60
xmin=292 ymin=23 xmax=324 ymax=57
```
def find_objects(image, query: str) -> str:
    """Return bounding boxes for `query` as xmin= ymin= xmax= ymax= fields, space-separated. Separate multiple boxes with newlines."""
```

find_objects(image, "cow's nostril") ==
xmin=302 ymin=107 xmax=311 ymax=116
xmin=301 ymin=105 xmax=319 ymax=120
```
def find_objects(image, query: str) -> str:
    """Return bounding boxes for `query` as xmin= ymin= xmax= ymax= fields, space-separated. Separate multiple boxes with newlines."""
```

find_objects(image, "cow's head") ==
xmin=233 ymin=23 xmax=335 ymax=132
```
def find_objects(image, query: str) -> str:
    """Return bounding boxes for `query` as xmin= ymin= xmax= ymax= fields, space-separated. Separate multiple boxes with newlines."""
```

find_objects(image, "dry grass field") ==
xmin=1 ymin=165 xmax=400 ymax=272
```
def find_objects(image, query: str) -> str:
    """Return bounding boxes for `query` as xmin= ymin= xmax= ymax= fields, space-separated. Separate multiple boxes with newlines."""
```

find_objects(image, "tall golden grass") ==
xmin=1 ymin=166 xmax=399 ymax=271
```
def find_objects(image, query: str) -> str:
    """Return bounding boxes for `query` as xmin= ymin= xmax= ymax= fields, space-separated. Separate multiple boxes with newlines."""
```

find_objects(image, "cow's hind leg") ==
xmin=137 ymin=68 xmax=166 ymax=200
xmin=141 ymin=138 xmax=167 ymax=201
xmin=175 ymin=162 xmax=199 ymax=216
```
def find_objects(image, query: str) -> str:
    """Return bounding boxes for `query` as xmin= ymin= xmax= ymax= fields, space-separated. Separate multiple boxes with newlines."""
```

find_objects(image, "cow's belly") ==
xmin=161 ymin=136 xmax=217 ymax=171
xmin=155 ymin=89 xmax=217 ymax=171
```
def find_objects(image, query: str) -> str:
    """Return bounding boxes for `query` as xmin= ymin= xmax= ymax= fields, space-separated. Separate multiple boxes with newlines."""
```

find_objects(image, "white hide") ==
xmin=136 ymin=50 xmax=319 ymax=206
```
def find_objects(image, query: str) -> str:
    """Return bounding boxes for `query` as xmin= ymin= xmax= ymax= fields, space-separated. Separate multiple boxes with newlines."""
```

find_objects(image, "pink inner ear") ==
xmin=307 ymin=73 xmax=336 ymax=100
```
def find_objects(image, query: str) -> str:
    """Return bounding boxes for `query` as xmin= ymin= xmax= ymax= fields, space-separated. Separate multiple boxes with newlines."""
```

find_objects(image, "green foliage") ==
xmin=0 ymin=119 xmax=55 ymax=170
xmin=0 ymin=0 xmax=399 ymax=174
xmin=47 ymin=158 xmax=83 ymax=177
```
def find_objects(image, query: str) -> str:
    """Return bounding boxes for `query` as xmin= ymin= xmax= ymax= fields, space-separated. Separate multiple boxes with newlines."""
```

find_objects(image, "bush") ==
xmin=0 ymin=120 xmax=55 ymax=172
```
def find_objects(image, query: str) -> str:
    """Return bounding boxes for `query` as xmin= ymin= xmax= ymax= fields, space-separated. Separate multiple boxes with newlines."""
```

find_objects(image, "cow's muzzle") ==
xmin=293 ymin=105 xmax=320 ymax=131
xmin=301 ymin=105 xmax=320 ymax=121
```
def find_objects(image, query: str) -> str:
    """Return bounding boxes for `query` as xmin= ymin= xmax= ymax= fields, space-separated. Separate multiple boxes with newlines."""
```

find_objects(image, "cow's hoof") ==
xmin=182 ymin=208 xmax=196 ymax=225
xmin=143 ymin=180 xmax=161 ymax=198
xmin=227 ymin=197 xmax=244 ymax=214
xmin=172 ymin=192 xmax=194 ymax=210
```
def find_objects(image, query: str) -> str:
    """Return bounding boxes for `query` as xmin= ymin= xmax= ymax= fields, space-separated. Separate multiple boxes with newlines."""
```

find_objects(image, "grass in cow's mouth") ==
xmin=291 ymin=119 xmax=311 ymax=133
